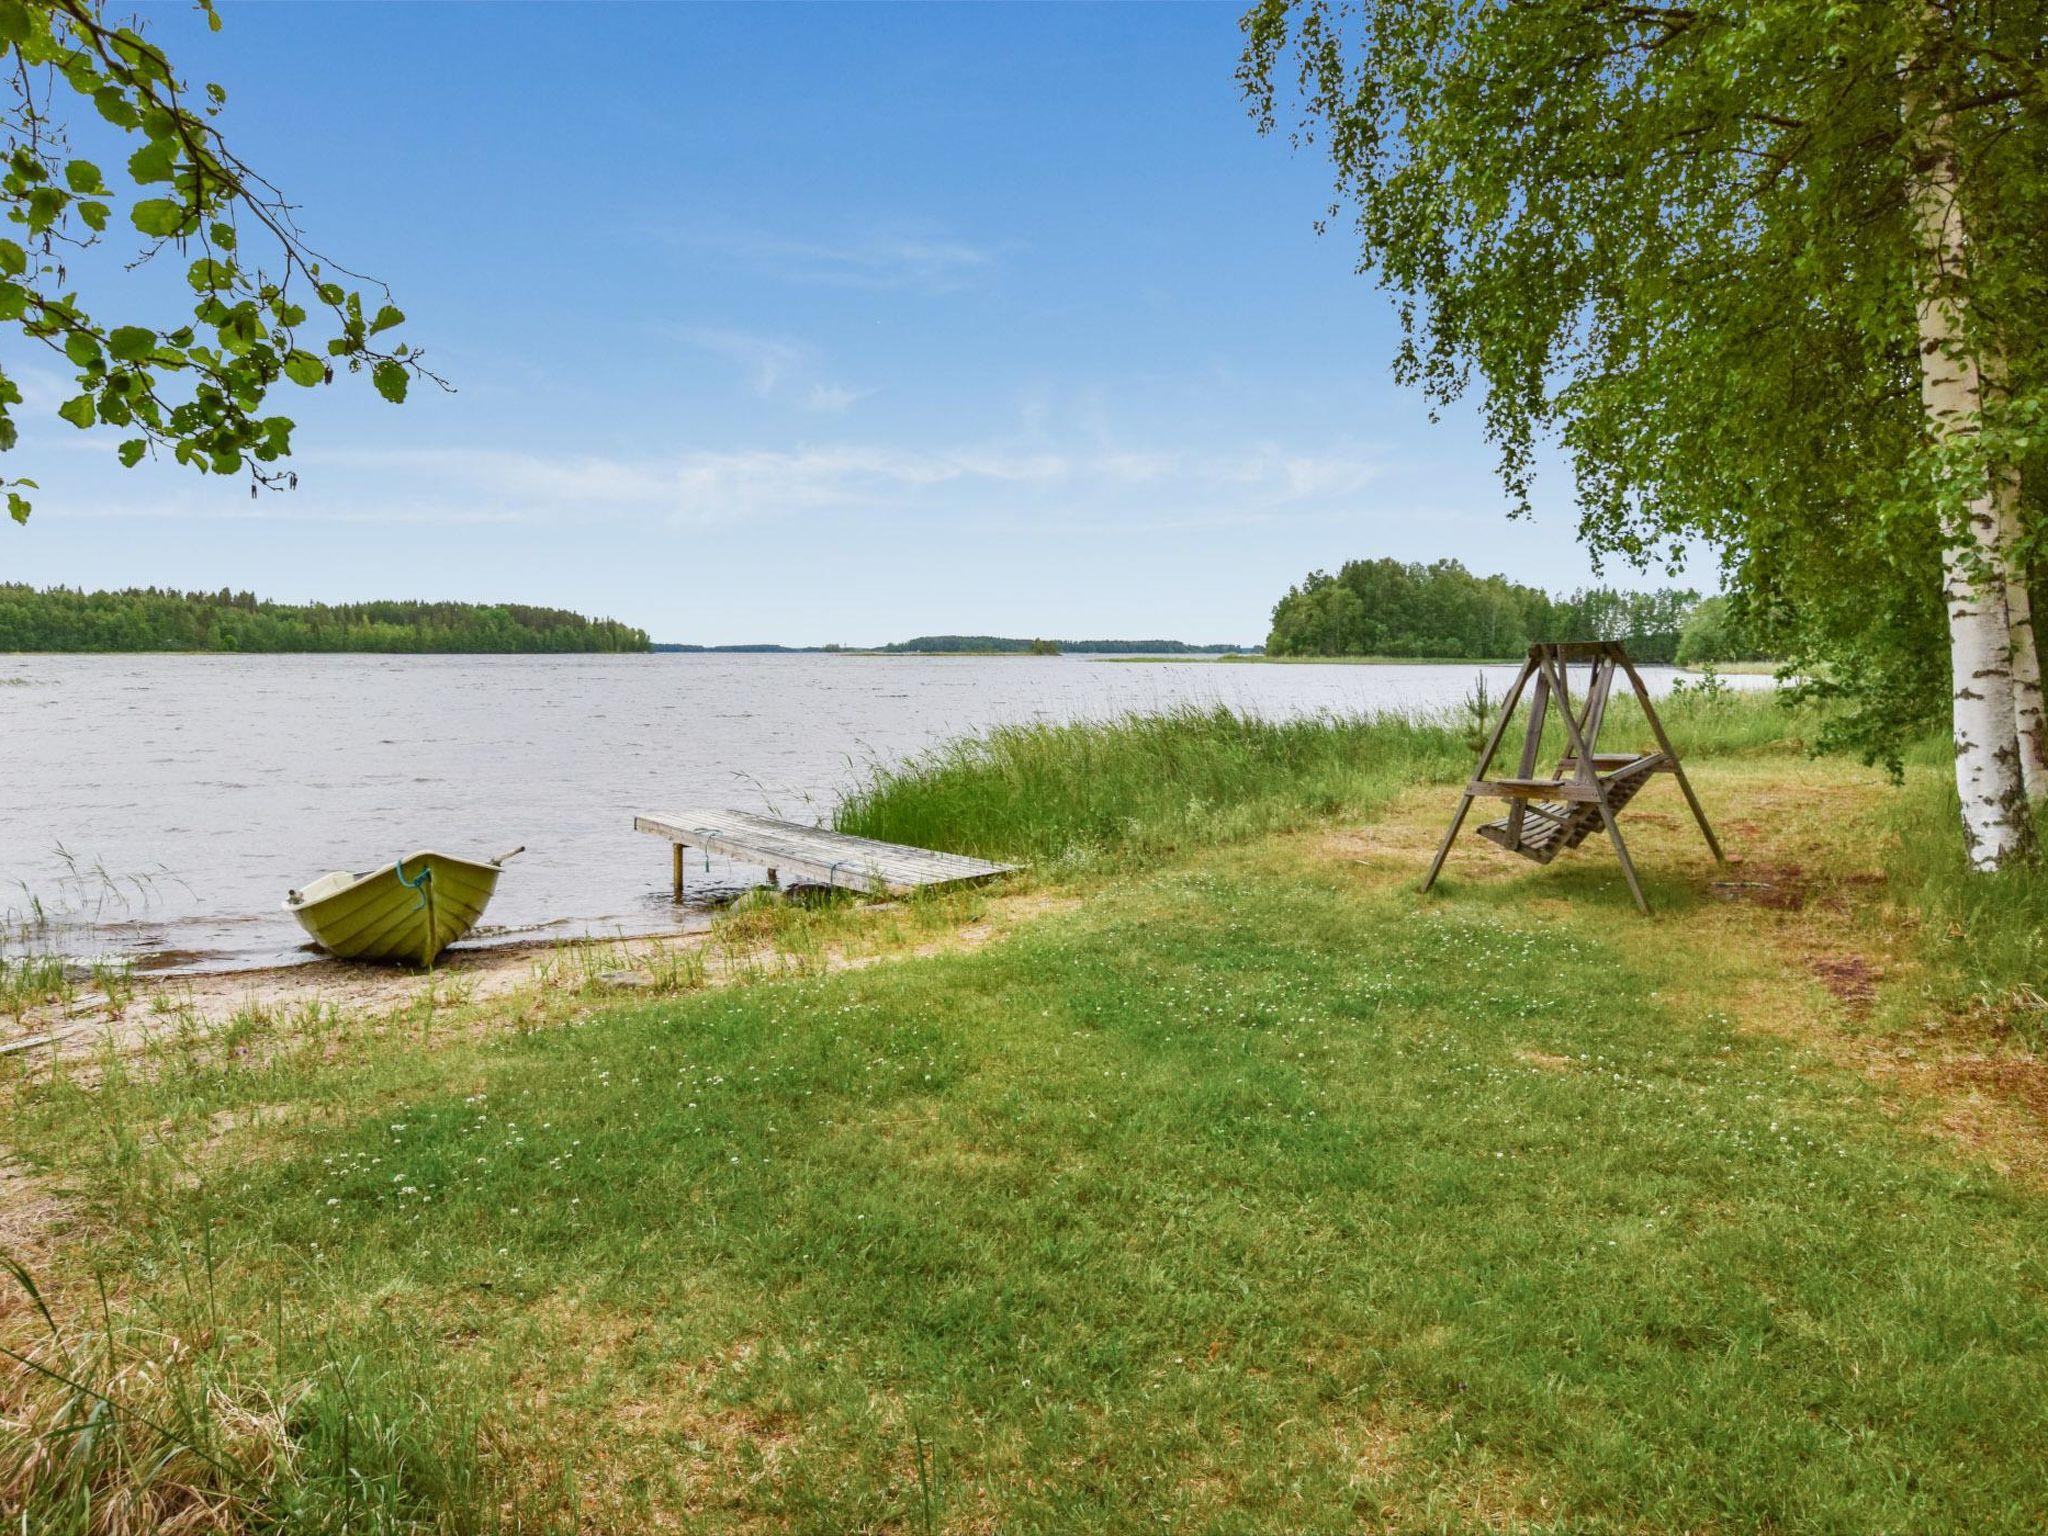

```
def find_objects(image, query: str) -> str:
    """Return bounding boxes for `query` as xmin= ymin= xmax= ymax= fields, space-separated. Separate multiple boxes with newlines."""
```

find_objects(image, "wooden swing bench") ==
xmin=1421 ymin=641 xmax=1723 ymax=914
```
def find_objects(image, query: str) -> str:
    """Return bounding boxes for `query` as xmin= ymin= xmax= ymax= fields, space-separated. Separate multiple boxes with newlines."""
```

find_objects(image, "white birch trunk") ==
xmin=1984 ymin=374 xmax=2048 ymax=798
xmin=1908 ymin=94 xmax=2035 ymax=868
xmin=1997 ymin=488 xmax=2047 ymax=800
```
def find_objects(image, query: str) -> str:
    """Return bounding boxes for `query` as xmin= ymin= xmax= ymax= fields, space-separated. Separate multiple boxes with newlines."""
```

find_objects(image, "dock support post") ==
xmin=672 ymin=842 xmax=684 ymax=903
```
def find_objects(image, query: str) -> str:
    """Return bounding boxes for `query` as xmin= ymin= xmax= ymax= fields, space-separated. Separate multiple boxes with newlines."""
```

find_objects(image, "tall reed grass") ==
xmin=1 ymin=1249 xmax=551 ymax=1534
xmin=834 ymin=704 xmax=1466 ymax=869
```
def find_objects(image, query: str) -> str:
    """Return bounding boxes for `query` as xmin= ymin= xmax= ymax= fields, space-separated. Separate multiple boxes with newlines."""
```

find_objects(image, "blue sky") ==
xmin=6 ymin=2 xmax=1712 ymax=645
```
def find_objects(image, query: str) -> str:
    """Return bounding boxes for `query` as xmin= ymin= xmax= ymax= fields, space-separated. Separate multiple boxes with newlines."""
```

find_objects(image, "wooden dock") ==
xmin=635 ymin=809 xmax=1020 ymax=899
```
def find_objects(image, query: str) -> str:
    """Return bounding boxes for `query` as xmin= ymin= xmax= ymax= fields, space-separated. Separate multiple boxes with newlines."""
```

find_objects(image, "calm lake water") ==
xmin=1 ymin=653 xmax=1746 ymax=971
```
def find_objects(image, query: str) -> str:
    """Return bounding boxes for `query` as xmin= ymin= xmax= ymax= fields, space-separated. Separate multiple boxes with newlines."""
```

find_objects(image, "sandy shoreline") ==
xmin=0 ymin=878 xmax=1055 ymax=1062
xmin=2 ymin=924 xmax=708 ymax=1059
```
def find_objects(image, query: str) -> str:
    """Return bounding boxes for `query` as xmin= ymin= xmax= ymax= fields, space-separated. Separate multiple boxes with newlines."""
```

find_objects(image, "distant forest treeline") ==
xmin=1267 ymin=559 xmax=1757 ymax=665
xmin=0 ymin=586 xmax=651 ymax=653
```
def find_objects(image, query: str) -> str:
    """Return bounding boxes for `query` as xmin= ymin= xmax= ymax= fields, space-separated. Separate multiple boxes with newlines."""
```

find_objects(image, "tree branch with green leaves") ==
xmin=0 ymin=0 xmax=441 ymax=525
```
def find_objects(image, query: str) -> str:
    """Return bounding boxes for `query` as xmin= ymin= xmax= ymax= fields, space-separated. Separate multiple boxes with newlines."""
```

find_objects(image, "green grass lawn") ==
xmin=6 ymin=698 xmax=2047 ymax=1532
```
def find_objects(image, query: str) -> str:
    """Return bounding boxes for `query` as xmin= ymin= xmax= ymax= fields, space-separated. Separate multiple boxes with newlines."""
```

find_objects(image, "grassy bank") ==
xmin=7 ymin=691 xmax=2048 ymax=1532
xmin=835 ymin=688 xmax=1794 ymax=870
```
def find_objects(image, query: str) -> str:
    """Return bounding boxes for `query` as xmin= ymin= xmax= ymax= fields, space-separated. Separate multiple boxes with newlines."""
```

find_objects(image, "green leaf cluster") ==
xmin=0 ymin=0 xmax=436 ymax=521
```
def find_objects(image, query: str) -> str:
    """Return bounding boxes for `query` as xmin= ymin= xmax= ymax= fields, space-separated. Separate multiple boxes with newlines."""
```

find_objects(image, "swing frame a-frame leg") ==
xmin=1618 ymin=653 xmax=1725 ymax=864
xmin=1420 ymin=654 xmax=1536 ymax=894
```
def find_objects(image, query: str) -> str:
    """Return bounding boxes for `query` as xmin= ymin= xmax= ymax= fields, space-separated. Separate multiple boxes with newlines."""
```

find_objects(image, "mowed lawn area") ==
xmin=5 ymin=703 xmax=2047 ymax=1532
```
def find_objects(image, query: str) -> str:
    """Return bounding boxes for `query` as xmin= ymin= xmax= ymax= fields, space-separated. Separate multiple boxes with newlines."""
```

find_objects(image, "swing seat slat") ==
xmin=1472 ymin=777 xmax=1605 ymax=802
xmin=1558 ymin=751 xmax=1663 ymax=773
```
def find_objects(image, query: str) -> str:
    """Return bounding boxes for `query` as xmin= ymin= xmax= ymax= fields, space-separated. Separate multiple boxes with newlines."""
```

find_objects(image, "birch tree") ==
xmin=1241 ymin=0 xmax=2047 ymax=867
xmin=1907 ymin=79 xmax=2032 ymax=861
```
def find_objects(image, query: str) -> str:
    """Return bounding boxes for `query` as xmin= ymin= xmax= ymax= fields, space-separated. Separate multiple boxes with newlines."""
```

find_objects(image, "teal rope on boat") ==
xmin=394 ymin=855 xmax=439 ymax=970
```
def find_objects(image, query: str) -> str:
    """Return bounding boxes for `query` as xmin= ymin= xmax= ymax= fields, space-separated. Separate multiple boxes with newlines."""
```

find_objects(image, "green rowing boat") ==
xmin=285 ymin=847 xmax=523 ymax=967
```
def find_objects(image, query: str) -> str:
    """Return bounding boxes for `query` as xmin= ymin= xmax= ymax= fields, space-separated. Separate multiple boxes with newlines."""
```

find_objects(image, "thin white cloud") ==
xmin=10 ymin=362 xmax=76 ymax=415
xmin=269 ymin=436 xmax=1384 ymax=530
xmin=669 ymin=326 xmax=868 ymax=413
xmin=673 ymin=326 xmax=808 ymax=397
xmin=48 ymin=486 xmax=544 ymax=527
xmin=677 ymin=220 xmax=997 ymax=292
xmin=805 ymin=383 xmax=864 ymax=413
